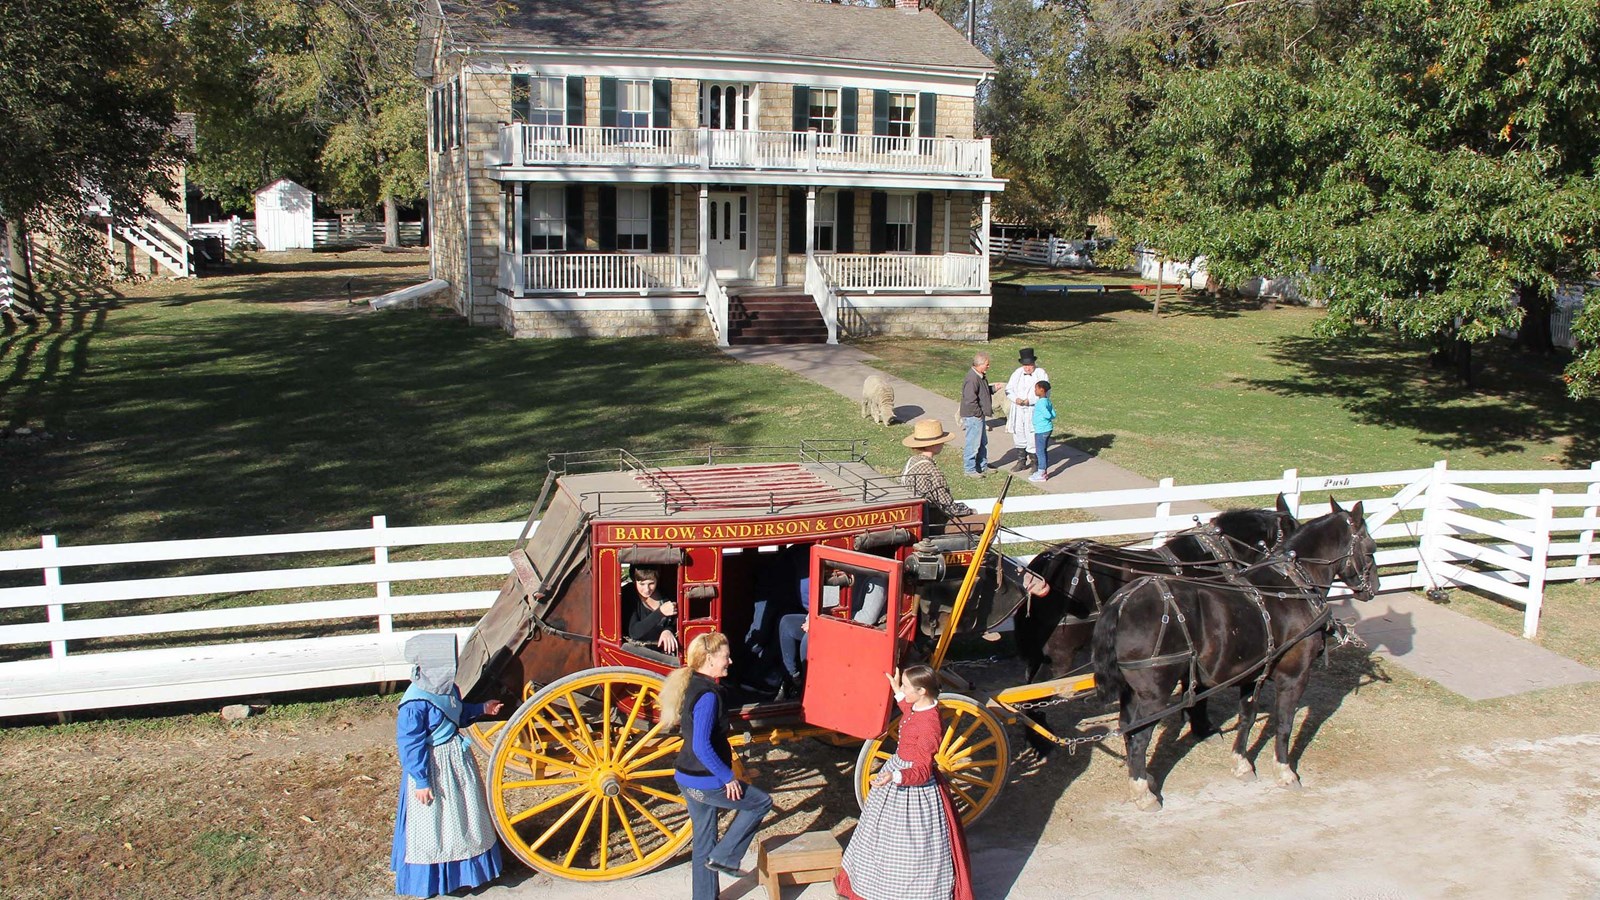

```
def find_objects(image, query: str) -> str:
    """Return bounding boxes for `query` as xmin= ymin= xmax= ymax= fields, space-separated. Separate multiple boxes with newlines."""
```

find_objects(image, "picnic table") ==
xmin=1128 ymin=282 xmax=1186 ymax=295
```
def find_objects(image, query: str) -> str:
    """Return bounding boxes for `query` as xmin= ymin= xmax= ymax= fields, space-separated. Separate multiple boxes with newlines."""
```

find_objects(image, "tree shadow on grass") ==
xmin=1244 ymin=332 xmax=1600 ymax=467
xmin=989 ymin=286 xmax=1152 ymax=339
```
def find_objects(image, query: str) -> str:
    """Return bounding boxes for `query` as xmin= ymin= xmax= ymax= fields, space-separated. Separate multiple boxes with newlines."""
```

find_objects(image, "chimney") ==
xmin=895 ymin=0 xmax=920 ymax=11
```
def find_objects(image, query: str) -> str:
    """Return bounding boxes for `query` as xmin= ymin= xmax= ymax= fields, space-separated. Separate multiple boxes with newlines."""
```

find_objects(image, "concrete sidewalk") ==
xmin=724 ymin=342 xmax=1600 ymax=701
xmin=722 ymin=343 xmax=1191 ymax=519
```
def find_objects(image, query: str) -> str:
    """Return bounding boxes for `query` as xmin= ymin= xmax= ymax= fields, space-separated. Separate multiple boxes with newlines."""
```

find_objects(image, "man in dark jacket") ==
xmin=958 ymin=352 xmax=994 ymax=477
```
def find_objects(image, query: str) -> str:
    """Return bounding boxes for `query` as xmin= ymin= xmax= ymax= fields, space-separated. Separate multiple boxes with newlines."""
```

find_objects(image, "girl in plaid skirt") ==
xmin=835 ymin=665 xmax=974 ymax=900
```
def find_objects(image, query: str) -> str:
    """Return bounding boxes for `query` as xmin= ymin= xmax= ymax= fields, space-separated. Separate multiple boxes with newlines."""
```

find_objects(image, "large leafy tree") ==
xmin=1111 ymin=0 xmax=1600 ymax=392
xmin=0 ymin=0 xmax=184 ymax=303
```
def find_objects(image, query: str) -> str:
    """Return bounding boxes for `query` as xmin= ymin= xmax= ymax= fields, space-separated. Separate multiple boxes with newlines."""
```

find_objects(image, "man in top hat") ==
xmin=1003 ymin=349 xmax=1051 ymax=472
xmin=900 ymin=419 xmax=975 ymax=532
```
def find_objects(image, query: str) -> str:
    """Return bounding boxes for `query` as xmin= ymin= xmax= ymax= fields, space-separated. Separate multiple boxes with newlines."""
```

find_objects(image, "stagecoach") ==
xmin=452 ymin=442 xmax=1079 ymax=881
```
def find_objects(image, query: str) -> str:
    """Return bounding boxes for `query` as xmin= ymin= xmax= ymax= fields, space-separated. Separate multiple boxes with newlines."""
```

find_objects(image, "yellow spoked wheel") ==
xmin=853 ymin=693 xmax=1009 ymax=827
xmin=488 ymin=667 xmax=691 ymax=881
xmin=468 ymin=681 xmax=538 ymax=769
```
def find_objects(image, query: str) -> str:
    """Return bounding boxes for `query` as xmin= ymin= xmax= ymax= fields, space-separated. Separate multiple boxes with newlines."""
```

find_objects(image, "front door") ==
xmin=801 ymin=545 xmax=904 ymax=740
xmin=707 ymin=191 xmax=752 ymax=282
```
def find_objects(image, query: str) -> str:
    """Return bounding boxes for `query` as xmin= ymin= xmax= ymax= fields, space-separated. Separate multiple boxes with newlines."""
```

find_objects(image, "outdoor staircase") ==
xmin=117 ymin=216 xmax=193 ymax=277
xmin=727 ymin=288 xmax=828 ymax=345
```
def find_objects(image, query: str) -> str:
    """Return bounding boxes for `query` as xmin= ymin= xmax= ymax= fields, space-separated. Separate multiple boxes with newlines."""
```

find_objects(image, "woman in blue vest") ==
xmin=660 ymin=631 xmax=773 ymax=900
xmin=391 ymin=633 xmax=505 ymax=898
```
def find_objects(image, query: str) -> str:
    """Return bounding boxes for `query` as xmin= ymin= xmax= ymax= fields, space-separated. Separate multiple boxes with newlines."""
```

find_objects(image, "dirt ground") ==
xmin=3 ymin=649 xmax=1598 ymax=900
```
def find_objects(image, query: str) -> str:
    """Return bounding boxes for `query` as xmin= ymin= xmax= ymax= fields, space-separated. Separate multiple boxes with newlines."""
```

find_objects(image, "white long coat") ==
xmin=1004 ymin=365 xmax=1051 ymax=446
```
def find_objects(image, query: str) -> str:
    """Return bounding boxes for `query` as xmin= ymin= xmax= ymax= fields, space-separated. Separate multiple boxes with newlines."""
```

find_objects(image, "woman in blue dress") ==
xmin=391 ymin=633 xmax=505 ymax=898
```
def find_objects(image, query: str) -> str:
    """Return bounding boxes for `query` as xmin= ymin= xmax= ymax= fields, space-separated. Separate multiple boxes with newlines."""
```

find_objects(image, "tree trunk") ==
xmin=1515 ymin=282 xmax=1555 ymax=355
xmin=1454 ymin=337 xmax=1474 ymax=387
xmin=383 ymin=194 xmax=399 ymax=248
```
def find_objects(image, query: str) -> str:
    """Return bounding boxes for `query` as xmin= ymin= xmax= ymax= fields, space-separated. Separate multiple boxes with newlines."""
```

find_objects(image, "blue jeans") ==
xmin=962 ymin=415 xmax=987 ymax=473
xmin=1034 ymin=431 xmax=1051 ymax=474
xmin=682 ymin=783 xmax=773 ymax=900
xmin=778 ymin=613 xmax=808 ymax=677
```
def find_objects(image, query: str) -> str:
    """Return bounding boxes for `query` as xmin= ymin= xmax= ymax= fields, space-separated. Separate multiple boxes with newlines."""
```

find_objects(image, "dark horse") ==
xmin=1091 ymin=499 xmax=1378 ymax=810
xmin=1011 ymin=496 xmax=1299 ymax=749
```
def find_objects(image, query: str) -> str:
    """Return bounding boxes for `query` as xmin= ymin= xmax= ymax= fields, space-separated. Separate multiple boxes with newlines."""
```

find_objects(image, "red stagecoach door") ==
xmin=801 ymin=545 xmax=903 ymax=740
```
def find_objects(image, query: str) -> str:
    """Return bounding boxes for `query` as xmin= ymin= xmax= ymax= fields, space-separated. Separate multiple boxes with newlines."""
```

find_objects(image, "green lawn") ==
xmin=0 ymin=250 xmax=981 ymax=552
xmin=865 ymin=263 xmax=1600 ymax=487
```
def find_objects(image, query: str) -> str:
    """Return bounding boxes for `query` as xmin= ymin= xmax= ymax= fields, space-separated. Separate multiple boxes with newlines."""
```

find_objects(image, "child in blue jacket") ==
xmin=1028 ymin=380 xmax=1056 ymax=483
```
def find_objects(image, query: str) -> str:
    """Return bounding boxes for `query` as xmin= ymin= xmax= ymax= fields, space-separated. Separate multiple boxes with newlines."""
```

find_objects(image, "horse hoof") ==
xmin=1189 ymin=729 xmax=1216 ymax=744
xmin=1136 ymin=794 xmax=1163 ymax=812
xmin=1277 ymin=767 xmax=1302 ymax=790
xmin=1233 ymin=764 xmax=1257 ymax=782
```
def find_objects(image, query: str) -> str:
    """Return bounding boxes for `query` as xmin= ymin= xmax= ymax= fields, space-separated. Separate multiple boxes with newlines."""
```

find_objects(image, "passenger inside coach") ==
xmin=621 ymin=566 xmax=679 ymax=655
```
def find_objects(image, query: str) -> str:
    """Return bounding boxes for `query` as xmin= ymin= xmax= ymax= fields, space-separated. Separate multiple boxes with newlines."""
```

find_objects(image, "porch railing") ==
xmin=820 ymin=253 xmax=986 ymax=292
xmin=804 ymin=256 xmax=840 ymax=344
xmin=507 ymin=252 xmax=703 ymax=296
xmin=705 ymin=269 xmax=730 ymax=347
xmin=496 ymin=125 xmax=992 ymax=178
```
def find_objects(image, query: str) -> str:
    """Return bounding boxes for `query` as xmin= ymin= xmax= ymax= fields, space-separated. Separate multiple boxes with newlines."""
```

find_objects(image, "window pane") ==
xmin=523 ymin=186 xmax=565 ymax=252
xmin=617 ymin=188 xmax=650 ymax=251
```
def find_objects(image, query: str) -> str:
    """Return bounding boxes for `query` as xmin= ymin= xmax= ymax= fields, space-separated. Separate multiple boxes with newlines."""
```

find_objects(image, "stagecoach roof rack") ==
xmin=537 ymin=440 xmax=918 ymax=519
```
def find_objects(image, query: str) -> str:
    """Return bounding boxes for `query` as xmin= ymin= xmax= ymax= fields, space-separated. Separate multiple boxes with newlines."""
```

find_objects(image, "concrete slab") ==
xmin=1330 ymin=591 xmax=1600 ymax=700
xmin=721 ymin=343 xmax=1210 ymax=520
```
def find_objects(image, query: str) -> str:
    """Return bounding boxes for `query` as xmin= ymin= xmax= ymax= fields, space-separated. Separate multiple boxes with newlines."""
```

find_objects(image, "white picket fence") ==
xmin=2 ymin=462 xmax=1596 ymax=718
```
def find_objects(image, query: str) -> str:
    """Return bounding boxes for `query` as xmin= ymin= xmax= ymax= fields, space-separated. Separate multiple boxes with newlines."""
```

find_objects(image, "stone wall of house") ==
xmin=935 ymin=96 xmax=976 ymax=140
xmin=837 ymin=303 xmax=989 ymax=341
xmin=498 ymin=305 xmax=711 ymax=339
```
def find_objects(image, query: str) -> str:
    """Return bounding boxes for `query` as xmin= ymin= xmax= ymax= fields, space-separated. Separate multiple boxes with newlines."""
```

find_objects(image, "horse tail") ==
xmin=1092 ymin=582 xmax=1134 ymax=703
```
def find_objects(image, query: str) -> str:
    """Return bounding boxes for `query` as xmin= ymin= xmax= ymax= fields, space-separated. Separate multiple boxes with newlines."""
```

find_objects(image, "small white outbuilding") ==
xmin=253 ymin=178 xmax=315 ymax=251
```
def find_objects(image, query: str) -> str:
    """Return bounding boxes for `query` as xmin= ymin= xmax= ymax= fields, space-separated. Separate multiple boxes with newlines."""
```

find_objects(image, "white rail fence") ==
xmin=820 ymin=253 xmax=985 ymax=292
xmin=989 ymin=235 xmax=1096 ymax=268
xmin=2 ymin=462 xmax=1596 ymax=718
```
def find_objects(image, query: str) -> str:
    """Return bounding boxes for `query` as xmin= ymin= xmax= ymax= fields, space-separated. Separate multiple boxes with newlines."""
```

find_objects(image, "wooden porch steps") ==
xmin=728 ymin=289 xmax=827 ymax=346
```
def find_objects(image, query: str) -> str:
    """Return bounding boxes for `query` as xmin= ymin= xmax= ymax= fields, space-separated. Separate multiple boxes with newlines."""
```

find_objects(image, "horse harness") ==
xmin=1112 ymin=553 xmax=1337 ymax=735
xmin=1058 ymin=525 xmax=1240 ymax=620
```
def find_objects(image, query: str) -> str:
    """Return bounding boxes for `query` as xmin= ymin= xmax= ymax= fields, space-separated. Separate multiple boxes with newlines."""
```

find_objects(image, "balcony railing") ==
xmin=495 ymin=125 xmax=991 ymax=178
xmin=820 ymin=254 xmax=986 ymax=292
xmin=502 ymin=252 xmax=703 ymax=296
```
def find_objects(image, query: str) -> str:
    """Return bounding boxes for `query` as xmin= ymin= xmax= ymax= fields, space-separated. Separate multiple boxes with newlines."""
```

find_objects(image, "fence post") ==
xmin=1418 ymin=460 xmax=1450 ymax=591
xmin=1577 ymin=460 xmax=1599 ymax=583
xmin=42 ymin=535 xmax=65 ymax=660
xmin=1152 ymin=477 xmax=1175 ymax=546
xmin=1280 ymin=468 xmax=1300 ymax=518
xmin=373 ymin=516 xmax=393 ymax=634
xmin=1524 ymin=489 xmax=1554 ymax=638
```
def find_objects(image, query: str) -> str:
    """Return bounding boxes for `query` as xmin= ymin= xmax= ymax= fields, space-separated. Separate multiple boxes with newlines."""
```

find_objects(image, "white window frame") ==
xmin=809 ymin=88 xmax=841 ymax=151
xmin=886 ymin=193 xmax=914 ymax=254
xmin=618 ymin=79 xmax=652 ymax=145
xmin=703 ymin=83 xmax=753 ymax=131
xmin=887 ymin=92 xmax=916 ymax=154
xmin=523 ymin=186 xmax=566 ymax=253
xmin=814 ymin=192 xmax=838 ymax=253
xmin=616 ymin=188 xmax=651 ymax=252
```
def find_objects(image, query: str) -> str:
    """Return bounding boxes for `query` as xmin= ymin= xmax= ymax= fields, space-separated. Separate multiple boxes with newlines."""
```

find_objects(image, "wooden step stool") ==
xmin=756 ymin=831 xmax=842 ymax=899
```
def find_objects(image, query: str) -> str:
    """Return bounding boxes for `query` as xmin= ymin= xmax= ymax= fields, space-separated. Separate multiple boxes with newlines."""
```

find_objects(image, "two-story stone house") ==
xmin=417 ymin=0 xmax=1002 ymax=343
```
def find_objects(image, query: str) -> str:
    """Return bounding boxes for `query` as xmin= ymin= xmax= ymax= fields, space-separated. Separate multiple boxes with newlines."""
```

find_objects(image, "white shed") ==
xmin=253 ymin=178 xmax=314 ymax=251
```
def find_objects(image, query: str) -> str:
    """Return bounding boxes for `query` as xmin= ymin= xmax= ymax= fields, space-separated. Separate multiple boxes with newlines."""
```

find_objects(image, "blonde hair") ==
xmin=658 ymin=632 xmax=730 ymax=731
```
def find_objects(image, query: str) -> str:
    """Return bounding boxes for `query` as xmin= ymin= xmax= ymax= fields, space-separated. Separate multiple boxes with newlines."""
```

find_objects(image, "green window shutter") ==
xmin=869 ymin=191 xmax=888 ymax=253
xmin=565 ymin=75 xmax=585 ymax=127
xmin=511 ymin=74 xmax=530 ymax=123
xmin=598 ymin=186 xmax=617 ymax=252
xmin=652 ymin=79 xmax=672 ymax=129
xmin=840 ymin=88 xmax=858 ymax=136
xmin=650 ymin=186 xmax=669 ymax=252
xmin=792 ymin=86 xmax=810 ymax=132
xmin=872 ymin=90 xmax=890 ymax=136
xmin=788 ymin=190 xmax=805 ymax=254
xmin=918 ymin=93 xmax=937 ymax=138
xmin=915 ymin=192 xmax=934 ymax=255
xmin=836 ymin=190 xmax=856 ymax=253
xmin=564 ymin=186 xmax=584 ymax=250
xmin=599 ymin=77 xmax=618 ymax=128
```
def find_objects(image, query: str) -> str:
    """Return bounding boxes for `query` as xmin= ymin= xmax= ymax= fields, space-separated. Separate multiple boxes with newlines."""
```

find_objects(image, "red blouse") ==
xmin=892 ymin=700 xmax=942 ymax=786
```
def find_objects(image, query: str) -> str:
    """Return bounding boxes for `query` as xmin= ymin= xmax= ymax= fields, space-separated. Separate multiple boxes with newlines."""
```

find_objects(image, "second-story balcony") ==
xmin=492 ymin=125 xmax=992 ymax=180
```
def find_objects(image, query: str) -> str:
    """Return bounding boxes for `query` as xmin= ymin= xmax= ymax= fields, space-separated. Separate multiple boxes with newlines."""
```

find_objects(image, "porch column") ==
xmin=698 ymin=185 xmax=709 ymax=288
xmin=673 ymin=185 xmax=681 ymax=254
xmin=980 ymin=192 xmax=992 ymax=290
xmin=942 ymin=191 xmax=952 ymax=255
xmin=805 ymin=187 xmax=816 ymax=262
xmin=513 ymin=187 xmax=524 ymax=255
xmin=775 ymin=186 xmax=785 ymax=285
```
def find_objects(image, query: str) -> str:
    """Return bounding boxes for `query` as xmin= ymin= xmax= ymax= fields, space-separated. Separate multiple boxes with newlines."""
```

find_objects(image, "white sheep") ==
xmin=860 ymin=374 xmax=897 ymax=426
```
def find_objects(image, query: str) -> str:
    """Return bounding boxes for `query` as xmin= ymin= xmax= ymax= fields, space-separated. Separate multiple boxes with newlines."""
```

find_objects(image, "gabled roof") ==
xmin=448 ymin=0 xmax=993 ymax=73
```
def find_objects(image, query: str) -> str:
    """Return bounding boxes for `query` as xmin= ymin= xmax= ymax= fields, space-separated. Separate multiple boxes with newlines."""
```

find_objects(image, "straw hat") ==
xmin=902 ymin=418 xmax=955 ymax=448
